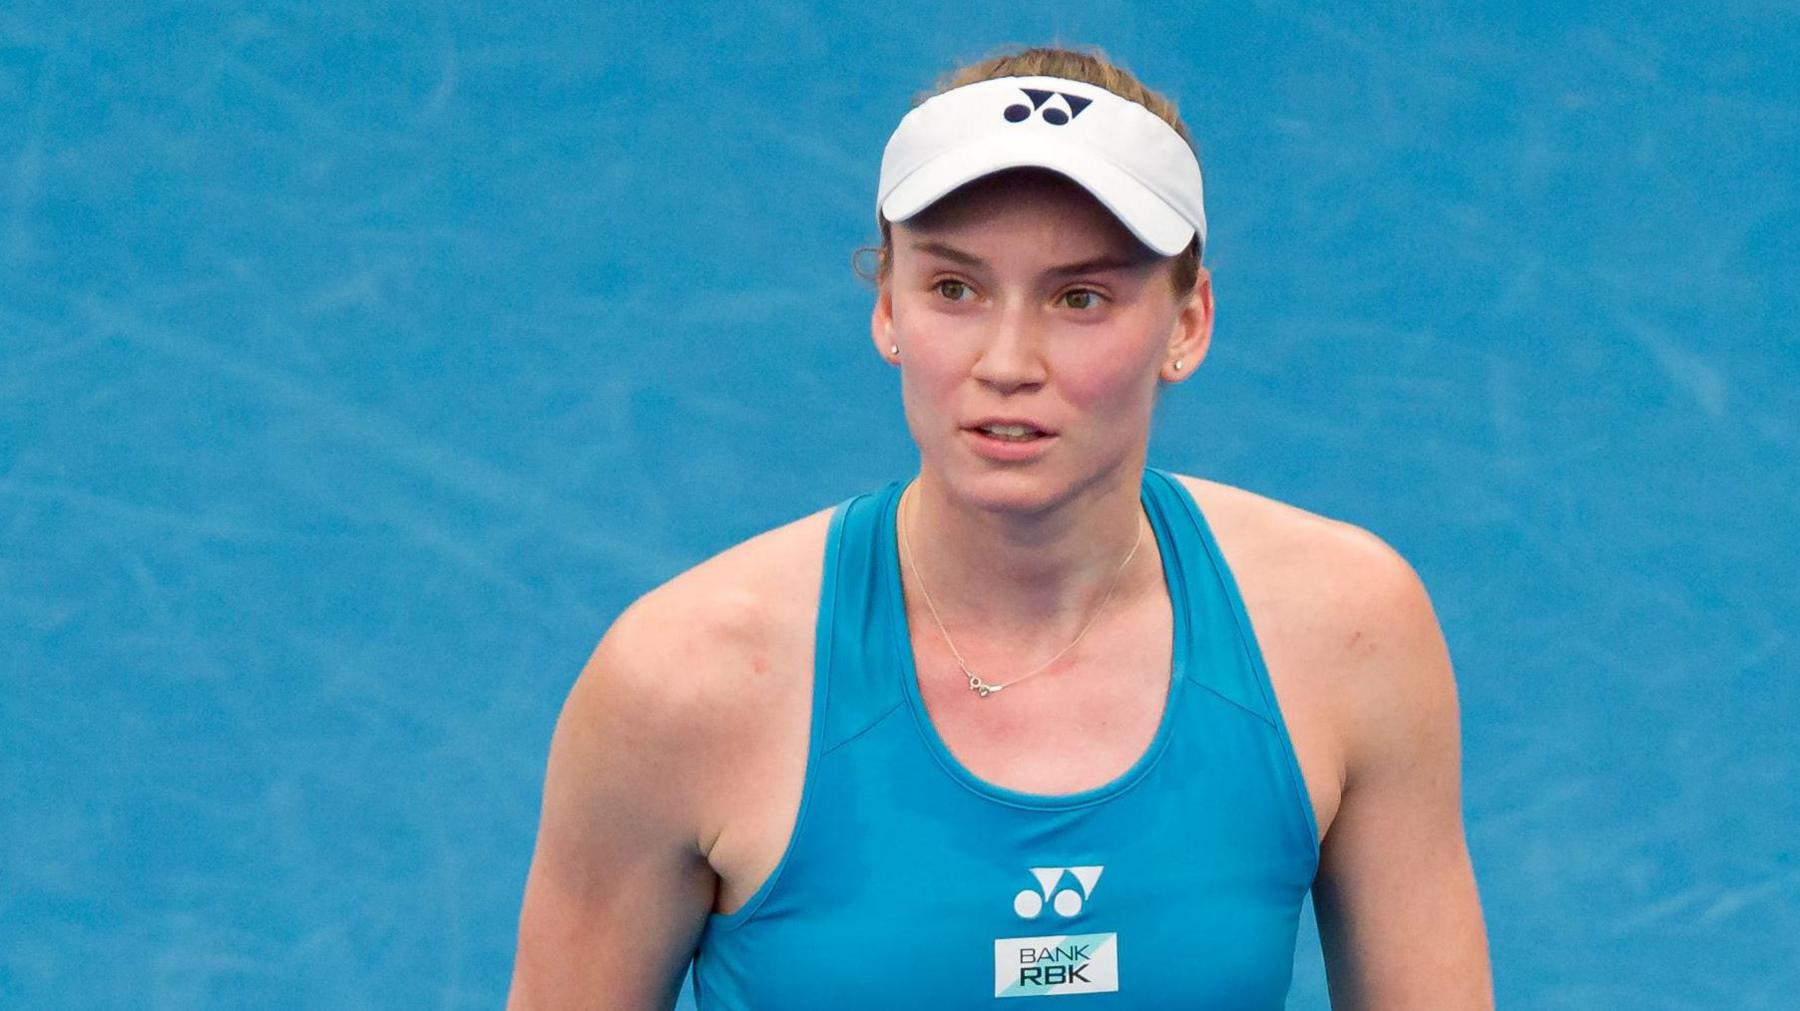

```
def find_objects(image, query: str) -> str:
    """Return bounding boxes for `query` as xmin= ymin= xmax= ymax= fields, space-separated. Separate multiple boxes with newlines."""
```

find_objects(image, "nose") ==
xmin=969 ymin=297 xmax=1047 ymax=390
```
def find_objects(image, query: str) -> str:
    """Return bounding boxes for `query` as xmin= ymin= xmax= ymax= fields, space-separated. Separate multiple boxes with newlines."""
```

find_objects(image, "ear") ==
xmin=1162 ymin=267 xmax=1214 ymax=383
xmin=870 ymin=282 xmax=897 ymax=363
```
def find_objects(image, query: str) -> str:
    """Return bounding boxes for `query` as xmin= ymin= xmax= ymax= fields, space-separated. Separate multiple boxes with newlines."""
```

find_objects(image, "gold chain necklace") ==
xmin=898 ymin=481 xmax=1145 ymax=698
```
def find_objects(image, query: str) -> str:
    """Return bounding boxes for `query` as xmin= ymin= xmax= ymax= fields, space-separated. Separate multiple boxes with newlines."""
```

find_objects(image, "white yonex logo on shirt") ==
xmin=1012 ymin=865 xmax=1104 ymax=919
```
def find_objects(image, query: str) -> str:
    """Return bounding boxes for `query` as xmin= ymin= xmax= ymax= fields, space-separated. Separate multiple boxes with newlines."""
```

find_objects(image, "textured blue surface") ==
xmin=3 ymin=3 xmax=1796 ymax=1008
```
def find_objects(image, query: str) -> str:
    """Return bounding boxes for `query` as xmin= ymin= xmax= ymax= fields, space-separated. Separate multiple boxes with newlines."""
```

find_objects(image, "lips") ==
xmin=964 ymin=426 xmax=1056 ymax=459
xmin=966 ymin=417 xmax=1056 ymax=435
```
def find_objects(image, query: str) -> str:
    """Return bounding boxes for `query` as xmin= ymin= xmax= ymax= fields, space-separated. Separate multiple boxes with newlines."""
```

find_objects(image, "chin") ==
xmin=940 ymin=466 xmax=1068 ymax=513
xmin=944 ymin=446 xmax=1145 ymax=504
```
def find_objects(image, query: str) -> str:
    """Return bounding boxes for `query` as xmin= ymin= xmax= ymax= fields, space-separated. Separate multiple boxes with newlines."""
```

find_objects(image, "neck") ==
xmin=899 ymin=464 xmax=1155 ymax=646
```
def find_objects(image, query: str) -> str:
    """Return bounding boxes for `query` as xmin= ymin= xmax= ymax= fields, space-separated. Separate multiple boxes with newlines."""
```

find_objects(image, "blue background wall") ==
xmin=4 ymin=2 xmax=1796 ymax=1007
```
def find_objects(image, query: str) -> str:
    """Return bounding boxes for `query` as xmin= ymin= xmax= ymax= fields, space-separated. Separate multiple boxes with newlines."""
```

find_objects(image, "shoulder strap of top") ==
xmin=817 ymin=481 xmax=910 ymax=754
xmin=1143 ymin=467 xmax=1282 ymax=728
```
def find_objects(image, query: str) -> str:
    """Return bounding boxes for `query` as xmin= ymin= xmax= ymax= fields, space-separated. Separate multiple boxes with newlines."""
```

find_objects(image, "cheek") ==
xmin=894 ymin=346 xmax=964 ymax=421
xmin=1054 ymin=341 xmax=1157 ymax=412
xmin=890 ymin=302 xmax=970 ymax=387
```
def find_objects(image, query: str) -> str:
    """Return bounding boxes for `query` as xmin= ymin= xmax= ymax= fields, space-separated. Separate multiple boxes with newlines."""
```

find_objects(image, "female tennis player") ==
xmin=507 ymin=46 xmax=1493 ymax=1010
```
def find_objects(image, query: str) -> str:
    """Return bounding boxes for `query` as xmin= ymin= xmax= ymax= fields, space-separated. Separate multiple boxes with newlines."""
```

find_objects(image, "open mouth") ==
xmin=974 ymin=428 xmax=1048 ymax=443
xmin=965 ymin=427 xmax=1057 ymax=457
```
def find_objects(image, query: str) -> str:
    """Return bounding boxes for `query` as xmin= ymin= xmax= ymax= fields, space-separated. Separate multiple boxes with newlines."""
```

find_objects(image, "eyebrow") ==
xmin=910 ymin=240 xmax=1149 ymax=277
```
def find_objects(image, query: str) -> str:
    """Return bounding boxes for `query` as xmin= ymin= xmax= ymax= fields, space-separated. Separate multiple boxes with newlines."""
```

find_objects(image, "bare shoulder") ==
xmin=1166 ymin=472 xmax=1454 ymax=796
xmin=569 ymin=500 xmax=838 ymax=849
xmin=1168 ymin=473 xmax=1405 ymax=577
xmin=1164 ymin=476 xmax=1489 ymax=1001
xmin=596 ymin=501 xmax=838 ymax=721
xmin=509 ymin=503 xmax=840 ymax=1006
xmin=1168 ymin=471 xmax=1434 ymax=640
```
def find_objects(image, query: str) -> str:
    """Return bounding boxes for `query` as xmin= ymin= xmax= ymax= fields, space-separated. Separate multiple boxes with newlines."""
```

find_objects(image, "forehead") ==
xmin=893 ymin=168 xmax=1151 ymax=261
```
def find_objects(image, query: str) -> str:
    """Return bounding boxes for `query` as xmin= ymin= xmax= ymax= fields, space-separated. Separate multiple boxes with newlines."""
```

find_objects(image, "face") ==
xmin=872 ymin=170 xmax=1213 ymax=513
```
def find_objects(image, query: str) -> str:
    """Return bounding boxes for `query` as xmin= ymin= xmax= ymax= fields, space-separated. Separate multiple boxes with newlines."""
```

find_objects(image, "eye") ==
xmin=934 ymin=279 xmax=974 ymax=302
xmin=1058 ymin=288 xmax=1105 ymax=311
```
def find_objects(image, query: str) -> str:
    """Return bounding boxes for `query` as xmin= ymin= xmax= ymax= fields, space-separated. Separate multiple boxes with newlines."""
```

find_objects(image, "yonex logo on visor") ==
xmin=876 ymin=75 xmax=1207 ymax=257
xmin=1003 ymin=89 xmax=1093 ymax=125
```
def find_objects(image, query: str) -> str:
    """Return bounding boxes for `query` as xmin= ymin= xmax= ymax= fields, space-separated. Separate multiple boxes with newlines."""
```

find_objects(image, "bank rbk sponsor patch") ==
xmin=993 ymin=932 xmax=1119 ymax=997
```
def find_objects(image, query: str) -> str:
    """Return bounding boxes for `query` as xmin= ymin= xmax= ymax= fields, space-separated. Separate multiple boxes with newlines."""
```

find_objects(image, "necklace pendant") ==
xmin=968 ymin=674 xmax=1000 ymax=697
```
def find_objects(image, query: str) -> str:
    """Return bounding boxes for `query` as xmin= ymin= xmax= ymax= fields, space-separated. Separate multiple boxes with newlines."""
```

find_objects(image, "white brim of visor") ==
xmin=879 ymin=131 xmax=1196 ymax=257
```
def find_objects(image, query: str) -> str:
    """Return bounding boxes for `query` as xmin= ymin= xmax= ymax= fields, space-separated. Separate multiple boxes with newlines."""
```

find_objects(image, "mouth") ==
xmin=964 ymin=419 xmax=1056 ymax=441
xmin=963 ymin=426 xmax=1058 ymax=459
xmin=967 ymin=426 xmax=1052 ymax=443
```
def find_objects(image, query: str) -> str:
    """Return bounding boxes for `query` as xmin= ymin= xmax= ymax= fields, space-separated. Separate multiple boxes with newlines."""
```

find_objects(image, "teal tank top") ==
xmin=691 ymin=467 xmax=1321 ymax=1008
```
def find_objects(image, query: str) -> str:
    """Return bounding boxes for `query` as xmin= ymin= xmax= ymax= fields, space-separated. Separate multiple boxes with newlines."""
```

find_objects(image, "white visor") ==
xmin=876 ymin=76 xmax=1206 ymax=257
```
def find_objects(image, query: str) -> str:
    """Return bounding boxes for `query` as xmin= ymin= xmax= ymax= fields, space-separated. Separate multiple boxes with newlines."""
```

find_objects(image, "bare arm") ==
xmin=1313 ymin=534 xmax=1494 ymax=1008
xmin=507 ymin=597 xmax=720 ymax=1010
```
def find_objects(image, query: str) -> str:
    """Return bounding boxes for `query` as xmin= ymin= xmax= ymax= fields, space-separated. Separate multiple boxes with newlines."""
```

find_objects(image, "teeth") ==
xmin=981 ymin=424 xmax=1035 ymax=437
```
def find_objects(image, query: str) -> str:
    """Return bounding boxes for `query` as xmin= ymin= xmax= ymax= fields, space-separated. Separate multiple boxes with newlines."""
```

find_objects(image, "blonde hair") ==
xmin=860 ymin=45 xmax=1203 ymax=296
